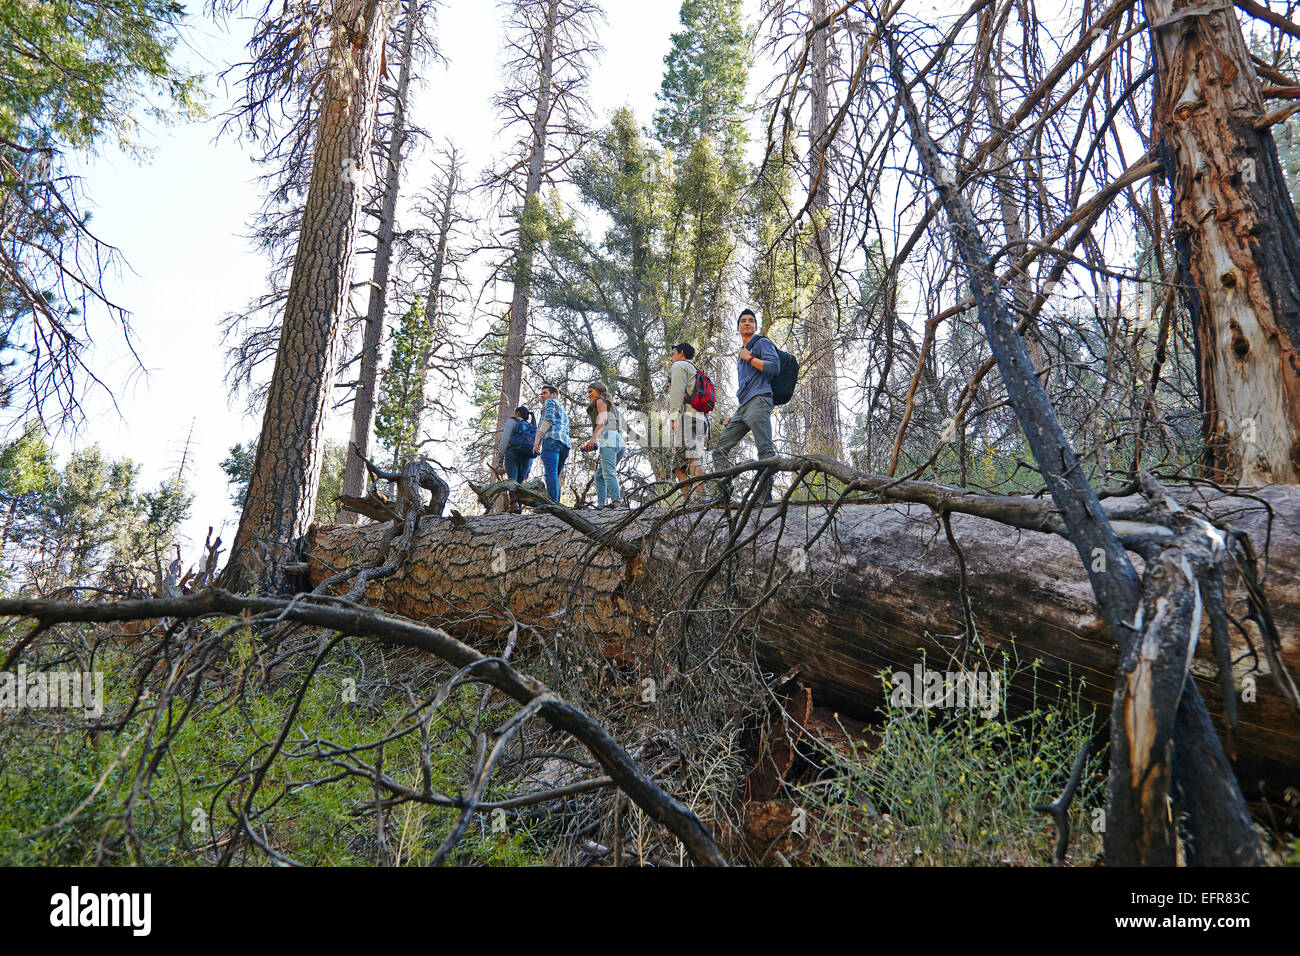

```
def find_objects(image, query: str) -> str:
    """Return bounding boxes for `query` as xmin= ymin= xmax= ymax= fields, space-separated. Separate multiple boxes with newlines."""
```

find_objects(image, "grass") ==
xmin=0 ymin=639 xmax=552 ymax=866
xmin=790 ymin=653 xmax=1106 ymax=866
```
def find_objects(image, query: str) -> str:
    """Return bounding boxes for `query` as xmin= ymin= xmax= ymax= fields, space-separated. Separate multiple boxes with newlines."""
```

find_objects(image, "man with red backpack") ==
xmin=667 ymin=342 xmax=713 ymax=497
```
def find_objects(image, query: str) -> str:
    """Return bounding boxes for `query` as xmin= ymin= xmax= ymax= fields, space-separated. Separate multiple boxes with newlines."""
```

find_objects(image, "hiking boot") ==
xmin=693 ymin=481 xmax=730 ymax=508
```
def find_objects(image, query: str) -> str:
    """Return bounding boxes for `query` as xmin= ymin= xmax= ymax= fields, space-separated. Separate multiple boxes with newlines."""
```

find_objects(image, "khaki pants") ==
xmin=713 ymin=394 xmax=775 ymax=499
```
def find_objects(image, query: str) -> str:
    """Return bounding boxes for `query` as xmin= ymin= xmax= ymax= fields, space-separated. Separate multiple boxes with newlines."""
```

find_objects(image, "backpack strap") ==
xmin=751 ymin=334 xmax=783 ymax=365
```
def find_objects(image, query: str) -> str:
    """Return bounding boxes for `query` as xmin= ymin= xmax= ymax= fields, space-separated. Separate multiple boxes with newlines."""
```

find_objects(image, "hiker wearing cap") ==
xmin=712 ymin=308 xmax=779 ymax=502
xmin=580 ymin=381 xmax=626 ymax=509
xmin=533 ymin=383 xmax=571 ymax=503
xmin=667 ymin=342 xmax=711 ymax=500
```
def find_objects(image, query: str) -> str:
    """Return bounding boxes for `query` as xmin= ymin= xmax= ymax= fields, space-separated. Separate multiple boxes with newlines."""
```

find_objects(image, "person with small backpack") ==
xmin=712 ymin=308 xmax=798 ymax=503
xmin=579 ymin=381 xmax=626 ymax=509
xmin=494 ymin=405 xmax=538 ymax=513
xmin=498 ymin=405 xmax=538 ymax=483
xmin=667 ymin=342 xmax=713 ymax=497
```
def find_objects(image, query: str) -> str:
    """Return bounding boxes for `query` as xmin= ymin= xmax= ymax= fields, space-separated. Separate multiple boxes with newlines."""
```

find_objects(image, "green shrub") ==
xmin=792 ymin=653 xmax=1105 ymax=866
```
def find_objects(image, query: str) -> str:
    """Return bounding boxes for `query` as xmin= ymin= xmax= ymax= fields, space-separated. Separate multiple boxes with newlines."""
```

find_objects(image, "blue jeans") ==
xmin=595 ymin=440 xmax=626 ymax=507
xmin=504 ymin=448 xmax=533 ymax=483
xmin=540 ymin=437 xmax=569 ymax=502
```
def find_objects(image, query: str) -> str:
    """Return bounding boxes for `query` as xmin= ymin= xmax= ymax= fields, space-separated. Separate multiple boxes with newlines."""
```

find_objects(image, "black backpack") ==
xmin=753 ymin=335 xmax=799 ymax=406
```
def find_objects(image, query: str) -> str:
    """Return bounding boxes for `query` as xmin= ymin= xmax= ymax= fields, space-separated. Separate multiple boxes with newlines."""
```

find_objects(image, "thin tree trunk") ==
xmin=222 ymin=0 xmax=392 ymax=591
xmin=400 ymin=159 xmax=459 ymax=472
xmin=0 ymin=495 xmax=17 ymax=567
xmin=1146 ymin=0 xmax=1300 ymax=485
xmin=804 ymin=0 xmax=842 ymax=459
xmin=978 ymin=7 xmax=1050 ymax=380
xmin=341 ymin=0 xmax=419 ymax=522
xmin=492 ymin=0 xmax=559 ymax=465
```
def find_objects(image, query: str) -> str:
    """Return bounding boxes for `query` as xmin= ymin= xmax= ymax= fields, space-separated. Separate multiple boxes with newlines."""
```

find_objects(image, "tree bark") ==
xmin=305 ymin=486 xmax=1300 ymax=799
xmin=223 ymin=0 xmax=393 ymax=592
xmin=0 ymin=495 xmax=17 ymax=568
xmin=1146 ymin=0 xmax=1300 ymax=484
xmin=804 ymin=0 xmax=842 ymax=459
xmin=402 ymin=159 xmax=458 ymax=471
xmin=491 ymin=0 xmax=559 ymax=469
xmin=977 ymin=6 xmax=1050 ymax=380
xmin=341 ymin=0 xmax=419 ymax=523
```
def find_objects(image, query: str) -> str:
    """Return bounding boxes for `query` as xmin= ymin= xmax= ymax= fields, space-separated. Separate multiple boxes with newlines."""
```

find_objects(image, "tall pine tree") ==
xmin=653 ymin=0 xmax=750 ymax=164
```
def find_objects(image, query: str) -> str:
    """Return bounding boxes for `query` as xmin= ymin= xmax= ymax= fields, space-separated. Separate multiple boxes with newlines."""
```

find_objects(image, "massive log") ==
xmin=305 ymin=486 xmax=1300 ymax=797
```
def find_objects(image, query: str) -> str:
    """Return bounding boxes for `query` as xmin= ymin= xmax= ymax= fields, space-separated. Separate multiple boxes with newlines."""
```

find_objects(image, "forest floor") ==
xmin=2 ymin=630 xmax=1296 ymax=867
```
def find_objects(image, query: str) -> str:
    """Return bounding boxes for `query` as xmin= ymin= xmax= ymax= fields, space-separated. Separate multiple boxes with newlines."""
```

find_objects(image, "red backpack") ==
xmin=687 ymin=363 xmax=716 ymax=413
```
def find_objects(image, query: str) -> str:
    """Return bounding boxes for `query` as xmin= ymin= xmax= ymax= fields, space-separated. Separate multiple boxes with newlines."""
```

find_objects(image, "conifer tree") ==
xmin=375 ymin=296 xmax=436 ymax=470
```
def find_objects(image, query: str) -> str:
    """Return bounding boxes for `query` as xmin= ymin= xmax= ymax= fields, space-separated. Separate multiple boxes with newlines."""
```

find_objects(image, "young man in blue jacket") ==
xmin=713 ymin=308 xmax=779 ymax=502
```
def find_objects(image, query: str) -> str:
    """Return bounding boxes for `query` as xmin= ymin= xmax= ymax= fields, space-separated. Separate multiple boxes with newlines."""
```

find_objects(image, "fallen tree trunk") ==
xmin=305 ymin=486 xmax=1300 ymax=798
